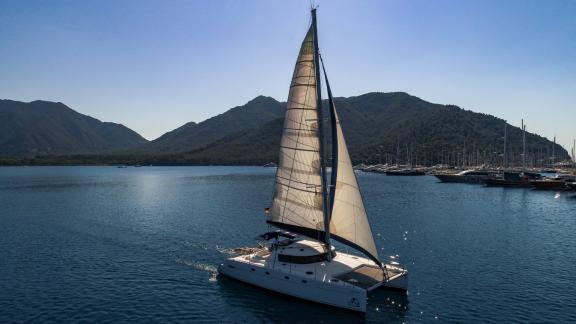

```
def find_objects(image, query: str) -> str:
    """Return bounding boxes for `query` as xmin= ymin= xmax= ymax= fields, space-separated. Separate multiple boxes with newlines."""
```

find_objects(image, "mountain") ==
xmin=0 ymin=93 xmax=569 ymax=166
xmin=0 ymin=99 xmax=148 ymax=156
xmin=172 ymin=92 xmax=570 ymax=166
xmin=142 ymin=95 xmax=285 ymax=153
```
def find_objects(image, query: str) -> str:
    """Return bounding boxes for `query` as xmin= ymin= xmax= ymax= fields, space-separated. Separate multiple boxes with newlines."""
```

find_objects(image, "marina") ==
xmin=357 ymin=164 xmax=576 ymax=191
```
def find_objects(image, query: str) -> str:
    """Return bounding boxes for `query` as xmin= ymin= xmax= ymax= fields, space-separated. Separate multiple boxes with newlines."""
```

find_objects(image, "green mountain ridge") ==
xmin=172 ymin=92 xmax=569 ymax=166
xmin=0 ymin=93 xmax=570 ymax=166
xmin=0 ymin=99 xmax=148 ymax=156
xmin=140 ymin=95 xmax=285 ymax=154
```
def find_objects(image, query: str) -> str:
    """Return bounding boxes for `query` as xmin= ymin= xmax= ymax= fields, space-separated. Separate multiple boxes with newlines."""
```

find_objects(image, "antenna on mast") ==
xmin=310 ymin=0 xmax=318 ymax=10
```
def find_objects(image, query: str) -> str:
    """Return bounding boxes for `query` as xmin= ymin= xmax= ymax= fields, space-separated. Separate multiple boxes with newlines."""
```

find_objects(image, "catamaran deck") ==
xmin=335 ymin=264 xmax=406 ymax=290
xmin=229 ymin=241 xmax=406 ymax=291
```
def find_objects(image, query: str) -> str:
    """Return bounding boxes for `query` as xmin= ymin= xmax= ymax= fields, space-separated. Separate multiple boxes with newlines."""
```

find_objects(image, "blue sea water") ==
xmin=0 ymin=166 xmax=575 ymax=323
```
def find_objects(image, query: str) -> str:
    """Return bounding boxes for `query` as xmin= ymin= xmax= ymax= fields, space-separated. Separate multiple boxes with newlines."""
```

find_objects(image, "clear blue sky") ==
xmin=1 ymin=0 xmax=575 ymax=154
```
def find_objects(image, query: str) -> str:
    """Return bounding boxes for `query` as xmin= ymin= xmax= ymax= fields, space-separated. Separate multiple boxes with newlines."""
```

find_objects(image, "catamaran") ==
xmin=218 ymin=8 xmax=408 ymax=313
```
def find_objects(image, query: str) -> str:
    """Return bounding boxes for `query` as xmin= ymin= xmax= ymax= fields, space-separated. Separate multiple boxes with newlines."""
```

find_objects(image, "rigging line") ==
xmin=284 ymin=114 xmax=317 ymax=126
xmin=282 ymin=137 xmax=318 ymax=150
xmin=279 ymin=203 xmax=321 ymax=221
xmin=277 ymin=153 xmax=318 ymax=168
xmin=287 ymin=98 xmax=316 ymax=108
xmin=284 ymin=127 xmax=316 ymax=132
xmin=275 ymin=182 xmax=319 ymax=194
xmin=284 ymin=114 xmax=316 ymax=127
xmin=286 ymin=107 xmax=316 ymax=111
xmin=288 ymin=100 xmax=315 ymax=109
xmin=276 ymin=174 xmax=320 ymax=187
xmin=318 ymin=51 xmax=338 ymax=233
xmin=276 ymin=183 xmax=320 ymax=206
xmin=277 ymin=210 xmax=320 ymax=228
xmin=276 ymin=203 xmax=321 ymax=225
xmin=277 ymin=167 xmax=318 ymax=177
xmin=279 ymin=197 xmax=321 ymax=213
xmin=294 ymin=60 xmax=314 ymax=65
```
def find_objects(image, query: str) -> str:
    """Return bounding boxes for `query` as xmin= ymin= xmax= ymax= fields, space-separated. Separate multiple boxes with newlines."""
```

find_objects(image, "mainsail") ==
xmin=268 ymin=26 xmax=326 ymax=241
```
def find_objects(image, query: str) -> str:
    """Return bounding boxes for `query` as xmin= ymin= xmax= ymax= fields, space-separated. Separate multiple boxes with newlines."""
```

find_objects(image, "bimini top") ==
xmin=276 ymin=239 xmax=336 ymax=264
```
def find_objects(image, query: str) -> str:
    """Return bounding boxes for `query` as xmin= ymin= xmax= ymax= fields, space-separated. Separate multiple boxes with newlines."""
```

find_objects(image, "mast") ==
xmin=311 ymin=8 xmax=331 ymax=256
xmin=572 ymin=139 xmax=576 ymax=171
xmin=396 ymin=138 xmax=400 ymax=166
xmin=573 ymin=138 xmax=575 ymax=171
xmin=503 ymin=122 xmax=507 ymax=169
xmin=552 ymin=136 xmax=556 ymax=168
xmin=522 ymin=119 xmax=526 ymax=171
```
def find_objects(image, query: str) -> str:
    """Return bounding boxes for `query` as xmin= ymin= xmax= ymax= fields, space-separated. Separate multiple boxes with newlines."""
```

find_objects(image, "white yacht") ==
xmin=218 ymin=8 xmax=408 ymax=313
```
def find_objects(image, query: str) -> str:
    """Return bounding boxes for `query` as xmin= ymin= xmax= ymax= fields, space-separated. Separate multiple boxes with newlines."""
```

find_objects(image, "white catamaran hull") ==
xmin=218 ymin=241 xmax=407 ymax=313
xmin=382 ymin=266 xmax=409 ymax=290
xmin=219 ymin=258 xmax=367 ymax=312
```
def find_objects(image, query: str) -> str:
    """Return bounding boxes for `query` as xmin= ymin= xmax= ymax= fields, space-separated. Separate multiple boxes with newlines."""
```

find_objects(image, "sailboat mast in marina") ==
xmin=218 ymin=9 xmax=408 ymax=313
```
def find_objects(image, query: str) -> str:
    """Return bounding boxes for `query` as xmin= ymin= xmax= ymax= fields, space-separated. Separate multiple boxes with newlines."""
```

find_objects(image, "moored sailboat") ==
xmin=435 ymin=169 xmax=496 ymax=183
xmin=218 ymin=9 xmax=407 ymax=313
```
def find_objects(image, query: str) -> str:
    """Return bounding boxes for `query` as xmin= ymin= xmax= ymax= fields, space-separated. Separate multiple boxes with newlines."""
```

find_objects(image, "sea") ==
xmin=0 ymin=166 xmax=575 ymax=323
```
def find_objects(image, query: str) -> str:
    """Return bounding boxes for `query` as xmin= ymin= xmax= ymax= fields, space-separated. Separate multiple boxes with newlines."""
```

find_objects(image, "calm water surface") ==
xmin=0 ymin=166 xmax=575 ymax=323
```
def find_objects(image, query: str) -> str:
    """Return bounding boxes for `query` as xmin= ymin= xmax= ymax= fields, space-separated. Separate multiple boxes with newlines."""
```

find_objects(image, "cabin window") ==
xmin=302 ymin=280 xmax=307 ymax=283
xmin=284 ymin=276 xmax=289 ymax=280
xmin=251 ymin=268 xmax=255 ymax=271
xmin=228 ymin=265 xmax=235 ymax=269
xmin=330 ymin=279 xmax=339 ymax=282
xmin=265 ymin=271 xmax=270 ymax=275
xmin=305 ymin=271 xmax=314 ymax=275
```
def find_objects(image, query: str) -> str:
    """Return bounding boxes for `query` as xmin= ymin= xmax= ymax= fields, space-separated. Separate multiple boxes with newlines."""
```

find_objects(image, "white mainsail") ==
xmin=329 ymin=106 xmax=380 ymax=265
xmin=268 ymin=27 xmax=325 ymax=239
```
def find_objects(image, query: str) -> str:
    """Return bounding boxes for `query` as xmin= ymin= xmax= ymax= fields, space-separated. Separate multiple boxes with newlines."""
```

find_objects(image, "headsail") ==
xmin=267 ymin=26 xmax=326 ymax=241
xmin=328 ymin=106 xmax=381 ymax=266
xmin=321 ymin=58 xmax=381 ymax=266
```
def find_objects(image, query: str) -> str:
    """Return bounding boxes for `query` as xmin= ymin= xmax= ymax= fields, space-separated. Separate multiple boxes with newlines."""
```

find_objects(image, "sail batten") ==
xmin=268 ymin=26 xmax=325 ymax=239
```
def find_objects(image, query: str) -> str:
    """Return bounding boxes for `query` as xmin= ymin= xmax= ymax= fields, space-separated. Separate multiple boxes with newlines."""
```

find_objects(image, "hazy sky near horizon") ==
xmin=1 ymin=0 xmax=575 ymax=153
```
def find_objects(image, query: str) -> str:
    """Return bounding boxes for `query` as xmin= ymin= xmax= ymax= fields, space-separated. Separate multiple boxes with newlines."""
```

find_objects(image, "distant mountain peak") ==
xmin=0 ymin=99 xmax=148 ymax=156
xmin=243 ymin=95 xmax=280 ymax=108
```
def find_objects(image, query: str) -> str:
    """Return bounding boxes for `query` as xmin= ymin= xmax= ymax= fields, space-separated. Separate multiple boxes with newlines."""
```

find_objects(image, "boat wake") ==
xmin=216 ymin=245 xmax=260 ymax=256
xmin=215 ymin=245 xmax=237 ymax=255
xmin=175 ymin=257 xmax=218 ymax=282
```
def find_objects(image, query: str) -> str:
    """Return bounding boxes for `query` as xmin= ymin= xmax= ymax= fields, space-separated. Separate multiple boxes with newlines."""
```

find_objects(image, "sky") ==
xmin=1 ymin=0 xmax=575 ymax=155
